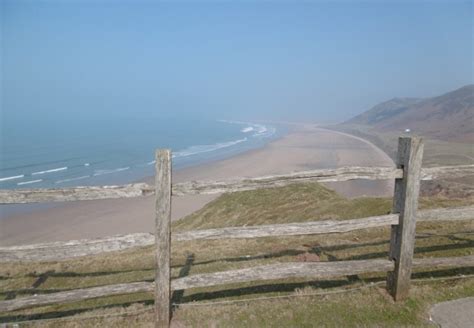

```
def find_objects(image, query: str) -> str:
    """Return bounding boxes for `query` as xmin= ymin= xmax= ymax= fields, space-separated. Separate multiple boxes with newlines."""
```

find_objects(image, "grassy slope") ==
xmin=1 ymin=183 xmax=473 ymax=327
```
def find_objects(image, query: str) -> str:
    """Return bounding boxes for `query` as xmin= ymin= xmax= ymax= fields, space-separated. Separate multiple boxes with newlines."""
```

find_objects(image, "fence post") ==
xmin=155 ymin=149 xmax=172 ymax=327
xmin=387 ymin=136 xmax=424 ymax=301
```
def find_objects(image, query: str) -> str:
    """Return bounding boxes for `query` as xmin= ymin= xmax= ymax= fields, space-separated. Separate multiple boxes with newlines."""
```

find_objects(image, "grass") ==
xmin=173 ymin=183 xmax=392 ymax=230
xmin=1 ymin=183 xmax=473 ymax=327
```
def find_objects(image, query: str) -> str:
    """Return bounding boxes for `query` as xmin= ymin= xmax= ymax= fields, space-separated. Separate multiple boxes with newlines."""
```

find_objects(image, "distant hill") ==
xmin=345 ymin=85 xmax=474 ymax=142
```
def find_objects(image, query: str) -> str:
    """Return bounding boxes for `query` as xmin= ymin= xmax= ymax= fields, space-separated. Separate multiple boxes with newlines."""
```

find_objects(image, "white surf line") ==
xmin=0 ymin=174 xmax=25 ymax=182
xmin=32 ymin=167 xmax=68 ymax=176
xmin=93 ymin=167 xmax=130 ymax=176
xmin=17 ymin=179 xmax=43 ymax=186
xmin=174 ymin=138 xmax=248 ymax=158
xmin=55 ymin=175 xmax=90 ymax=184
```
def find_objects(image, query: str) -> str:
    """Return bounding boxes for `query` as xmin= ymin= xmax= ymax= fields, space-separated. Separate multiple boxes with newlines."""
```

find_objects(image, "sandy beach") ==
xmin=0 ymin=125 xmax=394 ymax=246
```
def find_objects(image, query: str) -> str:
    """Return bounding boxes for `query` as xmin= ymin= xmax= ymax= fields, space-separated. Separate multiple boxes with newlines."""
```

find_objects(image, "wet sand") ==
xmin=0 ymin=125 xmax=394 ymax=246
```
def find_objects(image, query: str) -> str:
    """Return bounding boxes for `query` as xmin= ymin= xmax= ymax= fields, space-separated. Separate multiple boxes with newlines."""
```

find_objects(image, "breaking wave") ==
xmin=0 ymin=174 xmax=24 ymax=182
xmin=173 ymin=138 xmax=248 ymax=158
xmin=32 ymin=166 xmax=68 ymax=175
xmin=17 ymin=179 xmax=42 ymax=186
xmin=219 ymin=120 xmax=276 ymax=138
xmin=55 ymin=175 xmax=91 ymax=184
xmin=93 ymin=167 xmax=130 ymax=176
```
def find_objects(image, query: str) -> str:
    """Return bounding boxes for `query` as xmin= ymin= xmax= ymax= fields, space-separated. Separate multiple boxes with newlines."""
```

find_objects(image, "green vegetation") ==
xmin=1 ymin=183 xmax=473 ymax=327
xmin=174 ymin=183 xmax=392 ymax=230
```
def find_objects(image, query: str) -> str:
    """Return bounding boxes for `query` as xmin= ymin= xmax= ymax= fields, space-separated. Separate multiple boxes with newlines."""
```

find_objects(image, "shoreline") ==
xmin=0 ymin=125 xmax=285 ymax=219
xmin=0 ymin=124 xmax=394 ymax=246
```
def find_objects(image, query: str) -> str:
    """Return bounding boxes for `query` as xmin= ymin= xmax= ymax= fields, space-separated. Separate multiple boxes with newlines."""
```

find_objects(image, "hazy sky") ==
xmin=1 ymin=0 xmax=473 ymax=123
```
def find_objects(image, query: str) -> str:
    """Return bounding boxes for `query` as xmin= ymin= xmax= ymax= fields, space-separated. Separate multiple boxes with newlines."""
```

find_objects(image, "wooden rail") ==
xmin=0 ymin=183 xmax=154 ymax=204
xmin=1 ymin=165 xmax=473 ymax=204
xmin=1 ymin=206 xmax=472 ymax=262
xmin=2 ymin=255 xmax=473 ymax=313
xmin=420 ymin=164 xmax=474 ymax=181
xmin=172 ymin=167 xmax=402 ymax=196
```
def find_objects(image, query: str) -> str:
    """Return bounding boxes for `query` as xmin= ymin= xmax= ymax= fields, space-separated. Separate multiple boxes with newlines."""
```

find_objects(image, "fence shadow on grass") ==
xmin=2 ymin=266 xmax=473 ymax=324
xmin=171 ymin=253 xmax=195 ymax=309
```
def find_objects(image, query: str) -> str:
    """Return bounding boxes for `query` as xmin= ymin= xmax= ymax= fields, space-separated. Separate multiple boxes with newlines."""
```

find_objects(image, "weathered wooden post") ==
xmin=155 ymin=149 xmax=172 ymax=327
xmin=387 ymin=136 xmax=424 ymax=301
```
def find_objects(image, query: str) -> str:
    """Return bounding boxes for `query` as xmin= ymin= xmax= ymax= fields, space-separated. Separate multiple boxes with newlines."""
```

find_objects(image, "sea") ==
xmin=0 ymin=117 xmax=281 ymax=190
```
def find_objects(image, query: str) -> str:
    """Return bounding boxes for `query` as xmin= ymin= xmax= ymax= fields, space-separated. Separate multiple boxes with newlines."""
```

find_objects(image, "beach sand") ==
xmin=0 ymin=125 xmax=394 ymax=246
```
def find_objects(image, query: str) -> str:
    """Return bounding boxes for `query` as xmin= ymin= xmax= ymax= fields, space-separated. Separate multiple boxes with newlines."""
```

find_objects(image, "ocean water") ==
xmin=0 ymin=117 xmax=280 ymax=190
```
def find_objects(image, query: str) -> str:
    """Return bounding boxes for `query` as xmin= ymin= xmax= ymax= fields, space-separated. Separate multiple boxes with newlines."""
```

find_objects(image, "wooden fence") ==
xmin=1 ymin=136 xmax=473 ymax=327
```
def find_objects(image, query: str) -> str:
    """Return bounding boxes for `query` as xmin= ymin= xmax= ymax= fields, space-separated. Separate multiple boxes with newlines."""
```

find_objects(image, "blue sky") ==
xmin=1 ymin=0 xmax=473 ymax=123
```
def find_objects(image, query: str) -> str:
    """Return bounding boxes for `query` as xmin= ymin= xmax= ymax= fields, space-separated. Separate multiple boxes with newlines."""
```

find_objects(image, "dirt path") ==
xmin=429 ymin=297 xmax=474 ymax=327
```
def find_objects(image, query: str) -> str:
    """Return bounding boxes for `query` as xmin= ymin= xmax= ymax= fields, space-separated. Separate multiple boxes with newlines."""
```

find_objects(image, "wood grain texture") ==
xmin=2 ymin=255 xmax=472 ymax=313
xmin=174 ymin=214 xmax=399 ymax=242
xmin=421 ymin=164 xmax=474 ymax=181
xmin=1 ymin=206 xmax=472 ymax=262
xmin=154 ymin=150 xmax=172 ymax=328
xmin=412 ymin=255 xmax=474 ymax=269
xmin=0 ymin=233 xmax=154 ymax=262
xmin=0 ymin=183 xmax=154 ymax=204
xmin=0 ymin=281 xmax=153 ymax=313
xmin=387 ymin=136 xmax=424 ymax=301
xmin=171 ymin=167 xmax=403 ymax=196
xmin=417 ymin=206 xmax=474 ymax=222
xmin=171 ymin=259 xmax=395 ymax=290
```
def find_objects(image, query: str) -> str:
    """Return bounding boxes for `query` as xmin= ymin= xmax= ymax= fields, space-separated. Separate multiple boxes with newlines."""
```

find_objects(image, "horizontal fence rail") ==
xmin=1 ymin=205 xmax=472 ymax=262
xmin=0 ymin=183 xmax=154 ymax=204
xmin=1 ymin=255 xmax=473 ymax=313
xmin=172 ymin=166 xmax=403 ymax=196
xmin=1 ymin=165 xmax=473 ymax=204
xmin=1 ymin=166 xmax=401 ymax=203
xmin=420 ymin=164 xmax=474 ymax=181
xmin=175 ymin=205 xmax=474 ymax=242
xmin=171 ymin=259 xmax=395 ymax=290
